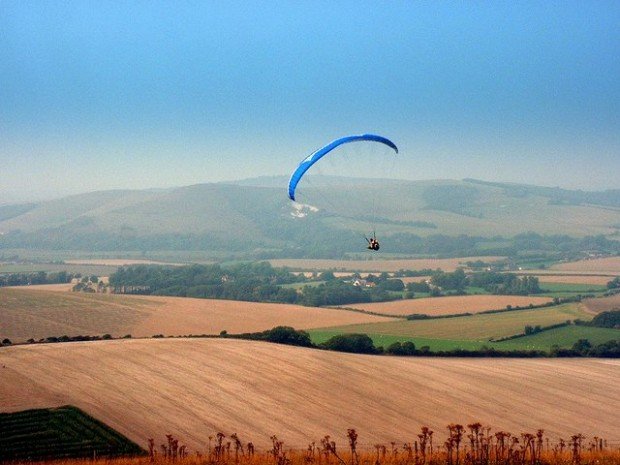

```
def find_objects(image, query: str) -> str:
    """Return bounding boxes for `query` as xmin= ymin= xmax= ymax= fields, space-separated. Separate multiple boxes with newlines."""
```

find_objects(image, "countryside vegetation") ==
xmin=3 ymin=1 xmax=620 ymax=461
xmin=1 ymin=181 xmax=619 ymax=463
xmin=1 ymin=258 xmax=618 ymax=355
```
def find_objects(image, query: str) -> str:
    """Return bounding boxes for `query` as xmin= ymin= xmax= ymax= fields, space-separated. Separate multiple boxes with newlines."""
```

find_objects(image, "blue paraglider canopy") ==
xmin=288 ymin=134 xmax=398 ymax=201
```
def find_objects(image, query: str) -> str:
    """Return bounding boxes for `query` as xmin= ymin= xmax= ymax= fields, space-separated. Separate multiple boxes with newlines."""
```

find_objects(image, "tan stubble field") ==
xmin=0 ymin=338 xmax=618 ymax=450
xmin=339 ymin=295 xmax=554 ymax=316
xmin=0 ymin=288 xmax=395 ymax=342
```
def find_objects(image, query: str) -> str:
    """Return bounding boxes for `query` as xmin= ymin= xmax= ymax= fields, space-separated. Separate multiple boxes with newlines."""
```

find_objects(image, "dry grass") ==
xmin=339 ymin=295 xmax=553 ymax=317
xmin=582 ymin=294 xmax=620 ymax=314
xmin=10 ymin=434 xmax=620 ymax=465
xmin=550 ymin=257 xmax=620 ymax=273
xmin=269 ymin=257 xmax=505 ymax=273
xmin=0 ymin=288 xmax=394 ymax=343
xmin=1 ymin=339 xmax=618 ymax=450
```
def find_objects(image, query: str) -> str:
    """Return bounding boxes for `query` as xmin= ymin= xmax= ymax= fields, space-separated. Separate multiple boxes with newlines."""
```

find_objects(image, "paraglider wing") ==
xmin=287 ymin=134 xmax=398 ymax=201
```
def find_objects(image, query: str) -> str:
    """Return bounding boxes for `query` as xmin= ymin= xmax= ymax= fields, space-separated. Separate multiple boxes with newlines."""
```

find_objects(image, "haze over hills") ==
xmin=0 ymin=178 xmax=618 ymax=258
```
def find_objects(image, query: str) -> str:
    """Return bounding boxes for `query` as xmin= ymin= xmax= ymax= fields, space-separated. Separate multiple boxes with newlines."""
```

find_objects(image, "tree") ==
xmin=320 ymin=334 xmax=377 ymax=354
xmin=607 ymin=277 xmax=620 ymax=289
xmin=263 ymin=326 xmax=313 ymax=347
xmin=589 ymin=311 xmax=620 ymax=329
xmin=572 ymin=339 xmax=592 ymax=355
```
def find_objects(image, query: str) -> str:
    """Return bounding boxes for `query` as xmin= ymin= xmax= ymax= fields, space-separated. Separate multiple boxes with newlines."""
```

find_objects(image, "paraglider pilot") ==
xmin=366 ymin=233 xmax=380 ymax=251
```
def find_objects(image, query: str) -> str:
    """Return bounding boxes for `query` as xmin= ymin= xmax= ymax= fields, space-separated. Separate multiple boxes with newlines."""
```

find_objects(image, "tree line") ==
xmin=109 ymin=263 xmax=404 ymax=306
xmin=0 ymin=271 xmax=76 ymax=287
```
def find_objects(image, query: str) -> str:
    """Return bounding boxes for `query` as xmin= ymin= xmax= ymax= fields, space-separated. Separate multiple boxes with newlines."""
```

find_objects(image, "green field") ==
xmin=312 ymin=304 xmax=590 ymax=341
xmin=309 ymin=323 xmax=619 ymax=352
xmin=493 ymin=325 xmax=620 ymax=351
xmin=0 ymin=406 xmax=144 ymax=461
xmin=0 ymin=263 xmax=117 ymax=277
xmin=538 ymin=282 xmax=608 ymax=298
xmin=280 ymin=280 xmax=326 ymax=289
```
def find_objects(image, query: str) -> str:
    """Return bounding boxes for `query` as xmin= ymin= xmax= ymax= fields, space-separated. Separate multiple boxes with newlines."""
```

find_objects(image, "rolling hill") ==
xmin=1 ymin=338 xmax=618 ymax=450
xmin=0 ymin=178 xmax=619 ymax=257
xmin=0 ymin=287 xmax=395 ymax=343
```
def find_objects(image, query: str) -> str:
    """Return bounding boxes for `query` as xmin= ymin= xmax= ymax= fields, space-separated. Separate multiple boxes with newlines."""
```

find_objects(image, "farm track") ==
xmin=1 ymin=339 xmax=618 ymax=450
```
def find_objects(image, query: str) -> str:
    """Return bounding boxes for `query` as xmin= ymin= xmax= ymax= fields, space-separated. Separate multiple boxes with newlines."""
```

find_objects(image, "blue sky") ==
xmin=1 ymin=1 xmax=619 ymax=200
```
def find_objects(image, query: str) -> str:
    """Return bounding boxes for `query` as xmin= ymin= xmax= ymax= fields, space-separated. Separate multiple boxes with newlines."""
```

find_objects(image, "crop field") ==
xmin=309 ymin=325 xmax=619 ymax=352
xmin=339 ymin=295 xmax=554 ymax=317
xmin=9 ymin=282 xmax=75 ymax=292
xmin=314 ymin=304 xmax=592 ymax=341
xmin=269 ymin=257 xmax=505 ymax=272
xmin=550 ymin=257 xmax=620 ymax=273
xmin=398 ymin=275 xmax=431 ymax=284
xmin=64 ymin=259 xmax=182 ymax=266
xmin=0 ymin=262 xmax=118 ymax=276
xmin=583 ymin=293 xmax=620 ymax=314
xmin=0 ymin=288 xmax=394 ymax=343
xmin=537 ymin=282 xmax=608 ymax=298
xmin=493 ymin=325 xmax=620 ymax=350
xmin=0 ymin=406 xmax=143 ymax=461
xmin=536 ymin=274 xmax=615 ymax=285
xmin=1 ymin=339 xmax=618 ymax=449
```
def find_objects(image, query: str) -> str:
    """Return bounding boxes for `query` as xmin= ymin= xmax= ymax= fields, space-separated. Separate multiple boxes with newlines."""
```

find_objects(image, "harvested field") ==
xmin=583 ymin=293 xmax=620 ymax=314
xmin=551 ymin=257 xmax=620 ymax=273
xmin=535 ymin=275 xmax=614 ymax=285
xmin=9 ymin=282 xmax=75 ymax=292
xmin=0 ymin=288 xmax=394 ymax=343
xmin=269 ymin=257 xmax=505 ymax=272
xmin=397 ymin=276 xmax=431 ymax=284
xmin=340 ymin=295 xmax=554 ymax=316
xmin=65 ymin=259 xmax=182 ymax=266
xmin=0 ymin=339 xmax=618 ymax=449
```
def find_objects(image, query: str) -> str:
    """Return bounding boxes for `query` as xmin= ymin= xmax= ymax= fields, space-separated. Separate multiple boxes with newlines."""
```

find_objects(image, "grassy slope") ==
xmin=1 ymin=180 xmax=619 ymax=242
xmin=1 ymin=339 xmax=618 ymax=448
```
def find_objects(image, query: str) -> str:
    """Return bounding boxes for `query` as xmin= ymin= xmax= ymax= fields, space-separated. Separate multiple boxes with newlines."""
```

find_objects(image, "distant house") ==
xmin=353 ymin=279 xmax=375 ymax=288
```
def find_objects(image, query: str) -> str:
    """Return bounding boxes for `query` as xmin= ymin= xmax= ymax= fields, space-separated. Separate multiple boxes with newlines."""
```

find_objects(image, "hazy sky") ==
xmin=1 ymin=1 xmax=619 ymax=201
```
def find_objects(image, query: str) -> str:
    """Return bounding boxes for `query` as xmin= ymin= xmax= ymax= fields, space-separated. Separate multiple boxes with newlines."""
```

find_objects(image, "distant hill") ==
xmin=0 ymin=178 xmax=619 ymax=257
